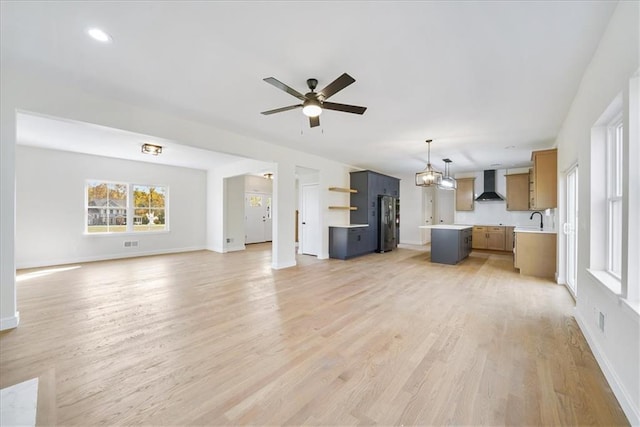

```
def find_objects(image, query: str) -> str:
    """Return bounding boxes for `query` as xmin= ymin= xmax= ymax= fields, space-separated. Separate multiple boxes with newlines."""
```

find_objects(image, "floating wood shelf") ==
xmin=329 ymin=206 xmax=358 ymax=210
xmin=328 ymin=187 xmax=358 ymax=193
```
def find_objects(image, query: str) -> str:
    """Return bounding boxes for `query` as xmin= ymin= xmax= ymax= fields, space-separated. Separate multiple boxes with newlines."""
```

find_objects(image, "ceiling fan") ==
xmin=261 ymin=73 xmax=367 ymax=128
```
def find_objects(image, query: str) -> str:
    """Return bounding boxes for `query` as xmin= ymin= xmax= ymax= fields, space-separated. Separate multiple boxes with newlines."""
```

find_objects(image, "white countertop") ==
xmin=514 ymin=226 xmax=557 ymax=234
xmin=419 ymin=224 xmax=473 ymax=230
xmin=330 ymin=224 xmax=369 ymax=228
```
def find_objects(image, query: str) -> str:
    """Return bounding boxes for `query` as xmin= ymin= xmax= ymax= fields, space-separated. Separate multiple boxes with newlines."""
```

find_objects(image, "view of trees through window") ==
xmin=87 ymin=181 xmax=128 ymax=233
xmin=133 ymin=185 xmax=166 ymax=232
xmin=86 ymin=181 xmax=167 ymax=233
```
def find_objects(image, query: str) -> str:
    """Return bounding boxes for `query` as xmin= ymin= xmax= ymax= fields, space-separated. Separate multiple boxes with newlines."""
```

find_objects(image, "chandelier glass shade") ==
xmin=437 ymin=158 xmax=457 ymax=190
xmin=415 ymin=139 xmax=443 ymax=187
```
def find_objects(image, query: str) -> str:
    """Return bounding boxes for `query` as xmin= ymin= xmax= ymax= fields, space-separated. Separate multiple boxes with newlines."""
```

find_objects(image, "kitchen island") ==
xmin=419 ymin=225 xmax=473 ymax=265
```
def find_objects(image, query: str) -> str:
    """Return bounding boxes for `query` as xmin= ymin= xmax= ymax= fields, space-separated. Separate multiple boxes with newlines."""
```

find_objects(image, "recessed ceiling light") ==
xmin=505 ymin=145 xmax=516 ymax=149
xmin=87 ymin=27 xmax=112 ymax=43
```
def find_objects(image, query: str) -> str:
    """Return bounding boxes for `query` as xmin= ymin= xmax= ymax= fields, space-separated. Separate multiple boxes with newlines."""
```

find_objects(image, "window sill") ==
xmin=83 ymin=230 xmax=170 ymax=237
xmin=621 ymin=298 xmax=640 ymax=317
xmin=587 ymin=268 xmax=622 ymax=295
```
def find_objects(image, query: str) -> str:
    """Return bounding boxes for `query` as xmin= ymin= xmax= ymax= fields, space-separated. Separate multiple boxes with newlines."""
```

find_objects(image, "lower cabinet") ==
xmin=431 ymin=227 xmax=472 ymax=265
xmin=514 ymin=232 xmax=557 ymax=279
xmin=329 ymin=226 xmax=370 ymax=260
xmin=472 ymin=225 xmax=506 ymax=251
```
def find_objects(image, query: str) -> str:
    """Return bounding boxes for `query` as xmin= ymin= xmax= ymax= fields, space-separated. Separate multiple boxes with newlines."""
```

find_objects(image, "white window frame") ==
xmin=132 ymin=184 xmax=169 ymax=233
xmin=85 ymin=180 xmax=129 ymax=234
xmin=85 ymin=180 xmax=169 ymax=235
xmin=606 ymin=115 xmax=623 ymax=279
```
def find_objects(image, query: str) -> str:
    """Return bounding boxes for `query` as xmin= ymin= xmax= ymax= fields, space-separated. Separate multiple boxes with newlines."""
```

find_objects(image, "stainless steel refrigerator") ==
xmin=378 ymin=195 xmax=397 ymax=252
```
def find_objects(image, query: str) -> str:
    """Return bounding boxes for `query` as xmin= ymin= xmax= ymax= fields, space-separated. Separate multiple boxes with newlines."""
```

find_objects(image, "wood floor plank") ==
xmin=0 ymin=244 xmax=629 ymax=426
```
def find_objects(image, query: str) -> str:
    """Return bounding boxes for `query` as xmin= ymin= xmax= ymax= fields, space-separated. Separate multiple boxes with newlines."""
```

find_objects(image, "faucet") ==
xmin=530 ymin=211 xmax=543 ymax=230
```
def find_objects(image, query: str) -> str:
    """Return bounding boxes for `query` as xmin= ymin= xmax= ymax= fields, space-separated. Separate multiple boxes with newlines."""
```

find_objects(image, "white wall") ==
xmin=245 ymin=175 xmax=273 ymax=194
xmin=15 ymin=146 xmax=206 ymax=268
xmin=398 ymin=175 xmax=425 ymax=245
xmin=454 ymin=168 xmax=556 ymax=228
xmin=224 ymin=175 xmax=246 ymax=252
xmin=555 ymin=1 xmax=639 ymax=423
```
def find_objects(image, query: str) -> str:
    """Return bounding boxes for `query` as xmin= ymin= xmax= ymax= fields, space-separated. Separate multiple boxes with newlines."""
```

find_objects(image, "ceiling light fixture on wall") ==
xmin=415 ymin=139 xmax=443 ymax=187
xmin=141 ymin=143 xmax=162 ymax=156
xmin=263 ymin=173 xmax=274 ymax=180
xmin=87 ymin=27 xmax=112 ymax=43
xmin=438 ymin=158 xmax=457 ymax=190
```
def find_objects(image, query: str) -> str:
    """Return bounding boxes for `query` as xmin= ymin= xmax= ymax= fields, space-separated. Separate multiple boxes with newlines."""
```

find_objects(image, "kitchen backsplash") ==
xmin=455 ymin=202 xmax=556 ymax=228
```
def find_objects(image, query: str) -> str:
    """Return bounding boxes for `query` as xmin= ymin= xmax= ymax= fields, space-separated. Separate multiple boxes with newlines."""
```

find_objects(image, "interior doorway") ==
xmin=301 ymin=183 xmax=320 ymax=256
xmin=245 ymin=192 xmax=272 ymax=244
xmin=422 ymin=187 xmax=435 ymax=244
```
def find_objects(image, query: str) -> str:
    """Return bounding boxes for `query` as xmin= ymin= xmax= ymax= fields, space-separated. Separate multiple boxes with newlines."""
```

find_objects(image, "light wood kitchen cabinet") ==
xmin=506 ymin=173 xmax=530 ymax=211
xmin=487 ymin=226 xmax=506 ymax=250
xmin=472 ymin=225 xmax=506 ymax=250
xmin=530 ymin=148 xmax=557 ymax=209
xmin=472 ymin=226 xmax=486 ymax=249
xmin=515 ymin=231 xmax=557 ymax=279
xmin=455 ymin=178 xmax=475 ymax=211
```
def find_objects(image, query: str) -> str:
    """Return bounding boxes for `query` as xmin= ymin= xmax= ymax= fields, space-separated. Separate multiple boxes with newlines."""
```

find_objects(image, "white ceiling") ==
xmin=1 ymin=1 xmax=616 ymax=176
xmin=16 ymin=112 xmax=248 ymax=171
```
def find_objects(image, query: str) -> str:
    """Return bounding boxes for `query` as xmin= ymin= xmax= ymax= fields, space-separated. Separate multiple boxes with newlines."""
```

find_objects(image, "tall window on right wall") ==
xmin=606 ymin=115 xmax=623 ymax=279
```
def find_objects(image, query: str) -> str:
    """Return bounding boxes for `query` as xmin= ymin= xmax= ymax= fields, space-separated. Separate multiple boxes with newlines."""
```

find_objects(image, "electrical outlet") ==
xmin=131 ymin=241 xmax=138 ymax=247
xmin=124 ymin=241 xmax=131 ymax=247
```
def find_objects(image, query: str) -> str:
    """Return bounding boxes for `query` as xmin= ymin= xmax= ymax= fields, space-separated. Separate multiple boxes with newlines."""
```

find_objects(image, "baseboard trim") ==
xmin=0 ymin=312 xmax=20 ymax=331
xmin=16 ymin=246 xmax=206 ymax=270
xmin=399 ymin=239 xmax=424 ymax=246
xmin=272 ymin=260 xmax=296 ymax=270
xmin=225 ymin=244 xmax=246 ymax=252
xmin=575 ymin=309 xmax=640 ymax=425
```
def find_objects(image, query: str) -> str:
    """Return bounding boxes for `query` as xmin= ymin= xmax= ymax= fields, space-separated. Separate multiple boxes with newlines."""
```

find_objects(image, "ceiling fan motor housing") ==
xmin=306 ymin=78 xmax=318 ymax=91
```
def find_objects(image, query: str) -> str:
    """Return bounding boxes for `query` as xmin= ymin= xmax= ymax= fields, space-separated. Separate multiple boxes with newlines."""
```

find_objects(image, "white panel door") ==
xmin=436 ymin=188 xmax=455 ymax=224
xmin=301 ymin=184 xmax=319 ymax=256
xmin=245 ymin=193 xmax=270 ymax=244
xmin=422 ymin=187 xmax=435 ymax=244
xmin=564 ymin=166 xmax=578 ymax=296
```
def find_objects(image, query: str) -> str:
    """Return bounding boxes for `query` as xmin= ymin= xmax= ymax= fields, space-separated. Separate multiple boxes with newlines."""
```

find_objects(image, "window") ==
xmin=86 ymin=181 xmax=168 ymax=233
xmin=86 ymin=181 xmax=128 ymax=233
xmin=133 ymin=185 xmax=167 ymax=232
xmin=606 ymin=118 xmax=623 ymax=279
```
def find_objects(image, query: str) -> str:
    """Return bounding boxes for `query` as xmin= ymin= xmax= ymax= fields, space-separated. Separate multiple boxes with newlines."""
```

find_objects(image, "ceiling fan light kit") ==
xmin=261 ymin=73 xmax=366 ymax=128
xmin=302 ymin=98 xmax=322 ymax=117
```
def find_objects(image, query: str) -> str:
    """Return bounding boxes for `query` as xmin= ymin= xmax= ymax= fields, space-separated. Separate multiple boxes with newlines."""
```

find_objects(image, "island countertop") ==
xmin=419 ymin=224 xmax=473 ymax=230
xmin=330 ymin=224 xmax=369 ymax=228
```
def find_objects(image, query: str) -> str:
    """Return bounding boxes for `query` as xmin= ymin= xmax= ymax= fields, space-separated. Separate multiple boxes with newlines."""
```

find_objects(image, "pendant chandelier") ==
xmin=415 ymin=139 xmax=443 ymax=187
xmin=437 ymin=158 xmax=457 ymax=190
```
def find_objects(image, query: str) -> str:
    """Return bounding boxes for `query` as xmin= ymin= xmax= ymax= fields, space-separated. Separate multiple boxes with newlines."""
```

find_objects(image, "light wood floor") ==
xmin=1 ymin=244 xmax=628 ymax=426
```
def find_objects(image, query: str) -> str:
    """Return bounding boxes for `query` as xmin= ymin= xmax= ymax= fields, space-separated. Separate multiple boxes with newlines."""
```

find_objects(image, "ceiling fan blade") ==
xmin=310 ymin=116 xmax=320 ymax=128
xmin=261 ymin=104 xmax=302 ymax=115
xmin=319 ymin=73 xmax=356 ymax=100
xmin=263 ymin=77 xmax=306 ymax=100
xmin=322 ymin=102 xmax=367 ymax=115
